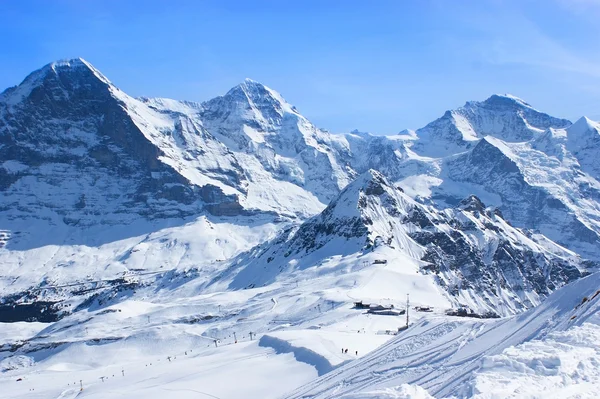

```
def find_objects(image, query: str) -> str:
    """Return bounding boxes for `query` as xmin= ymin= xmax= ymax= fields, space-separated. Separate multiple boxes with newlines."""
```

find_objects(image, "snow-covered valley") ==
xmin=1 ymin=58 xmax=599 ymax=398
xmin=2 ymin=258 xmax=599 ymax=398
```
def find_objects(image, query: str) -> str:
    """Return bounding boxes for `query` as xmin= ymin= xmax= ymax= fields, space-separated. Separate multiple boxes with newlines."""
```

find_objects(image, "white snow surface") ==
xmin=1 ymin=58 xmax=600 ymax=399
xmin=287 ymin=272 xmax=600 ymax=398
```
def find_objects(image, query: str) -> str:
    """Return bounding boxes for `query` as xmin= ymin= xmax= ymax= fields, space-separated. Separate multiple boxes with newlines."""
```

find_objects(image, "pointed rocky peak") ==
xmin=1 ymin=57 xmax=113 ymax=106
xmin=201 ymin=78 xmax=298 ymax=128
xmin=566 ymin=116 xmax=600 ymax=154
xmin=565 ymin=117 xmax=600 ymax=178
xmin=344 ymin=169 xmax=391 ymax=197
xmin=48 ymin=58 xmax=111 ymax=83
xmin=361 ymin=170 xmax=389 ymax=196
xmin=225 ymin=78 xmax=273 ymax=101
xmin=324 ymin=169 xmax=414 ymax=222
xmin=568 ymin=116 xmax=600 ymax=139
xmin=457 ymin=195 xmax=486 ymax=213
xmin=323 ymin=170 xmax=387 ymax=212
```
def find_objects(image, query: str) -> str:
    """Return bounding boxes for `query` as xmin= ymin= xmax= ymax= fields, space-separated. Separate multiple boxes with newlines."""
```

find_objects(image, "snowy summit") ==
xmin=0 ymin=58 xmax=599 ymax=399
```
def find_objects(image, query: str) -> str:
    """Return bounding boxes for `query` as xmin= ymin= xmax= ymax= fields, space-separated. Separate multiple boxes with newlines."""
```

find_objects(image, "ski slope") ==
xmin=2 ymin=264 xmax=597 ymax=399
xmin=285 ymin=271 xmax=600 ymax=398
xmin=0 ymin=243 xmax=447 ymax=398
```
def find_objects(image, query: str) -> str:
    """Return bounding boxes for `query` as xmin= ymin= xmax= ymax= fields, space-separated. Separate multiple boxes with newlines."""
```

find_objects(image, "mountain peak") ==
xmin=350 ymin=169 xmax=389 ymax=194
xmin=483 ymin=94 xmax=533 ymax=108
xmin=241 ymin=77 xmax=264 ymax=87
xmin=34 ymin=57 xmax=111 ymax=85
xmin=566 ymin=116 xmax=600 ymax=157
xmin=458 ymin=195 xmax=486 ymax=213
xmin=227 ymin=78 xmax=279 ymax=100
xmin=321 ymin=169 xmax=400 ymax=220
xmin=1 ymin=57 xmax=112 ymax=105
xmin=49 ymin=57 xmax=89 ymax=69
xmin=227 ymin=78 xmax=300 ymax=114
xmin=570 ymin=116 xmax=599 ymax=134
xmin=201 ymin=78 xmax=299 ymax=131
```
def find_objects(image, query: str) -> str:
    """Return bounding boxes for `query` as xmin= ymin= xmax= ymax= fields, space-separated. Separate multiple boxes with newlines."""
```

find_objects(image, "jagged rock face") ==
xmin=0 ymin=59 xmax=249 ymax=225
xmin=412 ymin=215 xmax=582 ymax=309
xmin=411 ymin=94 xmax=571 ymax=157
xmin=401 ymin=192 xmax=586 ymax=312
xmin=446 ymin=137 xmax=600 ymax=260
xmin=0 ymin=58 xmax=598 ymax=306
xmin=227 ymin=171 xmax=589 ymax=313
xmin=198 ymin=79 xmax=351 ymax=205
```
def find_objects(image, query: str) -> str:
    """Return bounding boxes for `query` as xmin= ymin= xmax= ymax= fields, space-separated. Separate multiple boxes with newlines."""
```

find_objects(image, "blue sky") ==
xmin=1 ymin=0 xmax=600 ymax=134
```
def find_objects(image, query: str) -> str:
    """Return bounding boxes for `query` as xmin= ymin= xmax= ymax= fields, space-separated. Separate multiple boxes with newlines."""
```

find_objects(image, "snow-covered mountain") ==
xmin=0 ymin=58 xmax=598 ymax=308
xmin=0 ymin=58 xmax=248 ymax=227
xmin=2 ymin=59 xmax=599 ymax=258
xmin=411 ymin=94 xmax=571 ymax=157
xmin=226 ymin=170 xmax=586 ymax=314
xmin=1 ymin=58 xmax=600 ymax=398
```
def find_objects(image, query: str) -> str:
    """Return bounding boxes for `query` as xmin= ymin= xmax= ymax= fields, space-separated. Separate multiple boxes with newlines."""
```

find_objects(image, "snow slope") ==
xmin=285 ymin=271 xmax=600 ymax=398
xmin=225 ymin=170 xmax=586 ymax=315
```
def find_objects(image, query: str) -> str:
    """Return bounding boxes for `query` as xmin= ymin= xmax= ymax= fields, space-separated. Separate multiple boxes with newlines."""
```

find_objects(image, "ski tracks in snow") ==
xmin=56 ymin=388 xmax=80 ymax=399
xmin=284 ymin=320 xmax=462 ymax=398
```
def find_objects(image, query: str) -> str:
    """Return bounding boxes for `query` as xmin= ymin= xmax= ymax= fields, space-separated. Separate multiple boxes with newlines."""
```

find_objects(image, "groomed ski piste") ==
xmin=287 ymin=271 xmax=600 ymax=399
xmin=1 ymin=239 xmax=599 ymax=399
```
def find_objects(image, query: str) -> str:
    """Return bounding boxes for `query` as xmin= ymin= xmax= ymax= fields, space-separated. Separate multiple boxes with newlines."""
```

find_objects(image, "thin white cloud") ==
xmin=459 ymin=5 xmax=600 ymax=80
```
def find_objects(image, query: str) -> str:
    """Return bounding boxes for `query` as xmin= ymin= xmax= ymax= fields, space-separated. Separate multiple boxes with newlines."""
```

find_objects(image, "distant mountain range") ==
xmin=1 ymin=58 xmax=598 ymax=318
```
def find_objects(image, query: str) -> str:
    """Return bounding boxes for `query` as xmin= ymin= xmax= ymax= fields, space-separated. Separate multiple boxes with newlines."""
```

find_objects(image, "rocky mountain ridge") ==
xmin=0 ymin=58 xmax=599 ymax=317
xmin=225 ymin=170 xmax=587 ymax=314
